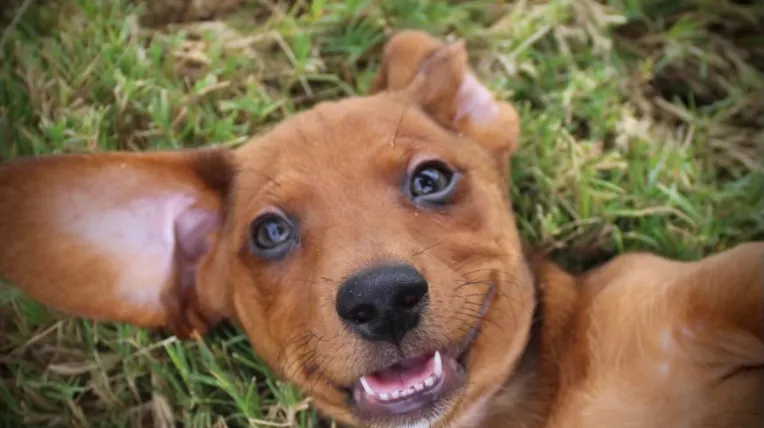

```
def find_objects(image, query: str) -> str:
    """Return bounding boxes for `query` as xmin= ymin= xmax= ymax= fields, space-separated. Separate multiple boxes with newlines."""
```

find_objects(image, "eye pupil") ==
xmin=265 ymin=222 xmax=287 ymax=243
xmin=409 ymin=163 xmax=454 ymax=199
xmin=257 ymin=219 xmax=290 ymax=247
xmin=413 ymin=169 xmax=441 ymax=195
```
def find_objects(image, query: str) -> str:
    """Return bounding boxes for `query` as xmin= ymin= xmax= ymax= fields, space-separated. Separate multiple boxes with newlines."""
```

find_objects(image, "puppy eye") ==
xmin=250 ymin=211 xmax=297 ymax=260
xmin=407 ymin=160 xmax=460 ymax=205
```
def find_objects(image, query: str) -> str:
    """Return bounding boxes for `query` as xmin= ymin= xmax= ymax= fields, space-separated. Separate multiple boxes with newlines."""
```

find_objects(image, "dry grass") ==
xmin=1 ymin=0 xmax=762 ymax=426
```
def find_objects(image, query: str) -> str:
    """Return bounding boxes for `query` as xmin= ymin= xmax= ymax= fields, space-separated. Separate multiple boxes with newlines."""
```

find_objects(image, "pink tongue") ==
xmin=363 ymin=354 xmax=435 ymax=395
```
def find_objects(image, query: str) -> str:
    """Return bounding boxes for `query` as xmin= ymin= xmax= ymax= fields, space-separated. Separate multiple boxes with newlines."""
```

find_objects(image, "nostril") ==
xmin=401 ymin=293 xmax=420 ymax=308
xmin=400 ymin=292 xmax=421 ymax=308
xmin=350 ymin=303 xmax=377 ymax=324
xmin=396 ymin=281 xmax=428 ymax=309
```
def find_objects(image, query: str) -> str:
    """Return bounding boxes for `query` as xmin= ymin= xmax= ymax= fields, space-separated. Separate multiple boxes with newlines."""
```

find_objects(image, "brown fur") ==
xmin=0 ymin=30 xmax=762 ymax=428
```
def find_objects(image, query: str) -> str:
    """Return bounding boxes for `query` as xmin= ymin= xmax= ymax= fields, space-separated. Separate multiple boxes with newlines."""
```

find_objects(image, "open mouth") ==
xmin=349 ymin=284 xmax=494 ymax=421
xmin=352 ymin=350 xmax=465 ymax=419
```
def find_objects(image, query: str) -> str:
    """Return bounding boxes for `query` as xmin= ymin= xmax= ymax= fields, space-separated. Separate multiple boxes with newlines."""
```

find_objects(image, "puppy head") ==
xmin=0 ymin=31 xmax=532 ymax=427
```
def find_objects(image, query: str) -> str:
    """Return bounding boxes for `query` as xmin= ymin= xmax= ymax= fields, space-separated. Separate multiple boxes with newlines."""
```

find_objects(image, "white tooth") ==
xmin=433 ymin=351 xmax=443 ymax=379
xmin=424 ymin=376 xmax=435 ymax=388
xmin=414 ymin=382 xmax=424 ymax=392
xmin=391 ymin=390 xmax=400 ymax=399
xmin=409 ymin=387 xmax=416 ymax=396
xmin=360 ymin=377 xmax=376 ymax=397
xmin=380 ymin=392 xmax=390 ymax=401
xmin=400 ymin=389 xmax=409 ymax=397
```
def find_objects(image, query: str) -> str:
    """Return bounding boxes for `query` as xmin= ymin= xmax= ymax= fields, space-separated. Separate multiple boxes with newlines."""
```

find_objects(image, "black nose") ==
xmin=336 ymin=263 xmax=428 ymax=345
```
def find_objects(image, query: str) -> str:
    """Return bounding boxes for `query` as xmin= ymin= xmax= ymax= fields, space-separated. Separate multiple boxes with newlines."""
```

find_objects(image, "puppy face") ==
xmin=0 ymin=31 xmax=534 ymax=428
xmin=206 ymin=34 xmax=535 ymax=427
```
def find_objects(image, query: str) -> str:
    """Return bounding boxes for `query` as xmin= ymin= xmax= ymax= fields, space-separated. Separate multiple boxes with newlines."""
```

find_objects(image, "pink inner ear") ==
xmin=175 ymin=207 xmax=220 ymax=263
xmin=62 ymin=189 xmax=219 ymax=310
xmin=455 ymin=73 xmax=499 ymax=124
xmin=174 ymin=206 xmax=221 ymax=296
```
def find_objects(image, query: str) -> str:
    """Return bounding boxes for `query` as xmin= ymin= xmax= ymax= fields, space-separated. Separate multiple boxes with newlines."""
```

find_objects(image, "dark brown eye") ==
xmin=407 ymin=160 xmax=460 ymax=205
xmin=250 ymin=211 xmax=297 ymax=260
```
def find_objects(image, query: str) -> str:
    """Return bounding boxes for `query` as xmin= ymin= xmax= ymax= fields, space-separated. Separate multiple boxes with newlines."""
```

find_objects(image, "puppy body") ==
xmin=0 ymin=30 xmax=762 ymax=428
xmin=555 ymin=244 xmax=764 ymax=428
xmin=469 ymin=244 xmax=764 ymax=428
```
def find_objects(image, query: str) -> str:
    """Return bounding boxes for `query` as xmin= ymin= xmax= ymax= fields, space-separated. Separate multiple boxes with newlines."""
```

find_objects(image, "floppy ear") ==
xmin=370 ymin=30 xmax=521 ymax=173
xmin=0 ymin=149 xmax=234 ymax=338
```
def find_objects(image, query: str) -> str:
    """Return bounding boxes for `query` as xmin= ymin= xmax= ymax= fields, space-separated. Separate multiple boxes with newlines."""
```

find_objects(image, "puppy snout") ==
xmin=336 ymin=262 xmax=428 ymax=345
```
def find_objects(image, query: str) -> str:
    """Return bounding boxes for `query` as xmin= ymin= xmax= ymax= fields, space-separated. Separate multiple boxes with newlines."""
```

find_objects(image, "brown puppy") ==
xmin=0 ymin=30 xmax=762 ymax=428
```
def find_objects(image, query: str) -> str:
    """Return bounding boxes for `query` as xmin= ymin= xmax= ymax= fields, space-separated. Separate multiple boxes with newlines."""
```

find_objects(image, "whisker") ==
xmin=412 ymin=240 xmax=445 ymax=257
xmin=390 ymin=94 xmax=416 ymax=148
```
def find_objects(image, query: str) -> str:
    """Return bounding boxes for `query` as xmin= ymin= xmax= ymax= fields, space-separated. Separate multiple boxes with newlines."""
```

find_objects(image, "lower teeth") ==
xmin=360 ymin=352 xmax=447 ymax=402
xmin=371 ymin=375 xmax=439 ymax=402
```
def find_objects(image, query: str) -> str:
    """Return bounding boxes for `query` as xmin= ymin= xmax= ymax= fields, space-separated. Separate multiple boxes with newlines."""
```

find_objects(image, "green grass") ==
xmin=0 ymin=0 xmax=762 ymax=426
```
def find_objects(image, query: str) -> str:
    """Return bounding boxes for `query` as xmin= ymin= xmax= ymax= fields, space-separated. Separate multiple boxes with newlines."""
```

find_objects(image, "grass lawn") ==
xmin=0 ymin=0 xmax=762 ymax=426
